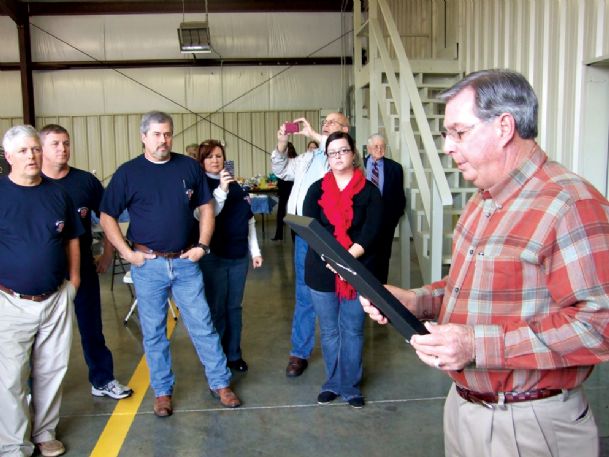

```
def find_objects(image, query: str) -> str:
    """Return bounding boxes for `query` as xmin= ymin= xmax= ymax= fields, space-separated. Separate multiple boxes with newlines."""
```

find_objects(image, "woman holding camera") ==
xmin=197 ymin=140 xmax=263 ymax=373
xmin=303 ymin=131 xmax=381 ymax=408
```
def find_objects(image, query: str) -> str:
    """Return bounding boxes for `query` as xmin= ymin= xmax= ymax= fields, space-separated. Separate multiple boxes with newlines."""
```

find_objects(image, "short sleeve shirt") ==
xmin=100 ymin=153 xmax=211 ymax=251
xmin=0 ymin=177 xmax=84 ymax=295
xmin=43 ymin=167 xmax=104 ymax=261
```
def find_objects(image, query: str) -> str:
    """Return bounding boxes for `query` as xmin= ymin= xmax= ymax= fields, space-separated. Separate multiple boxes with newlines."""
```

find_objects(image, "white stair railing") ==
xmin=355 ymin=0 xmax=453 ymax=284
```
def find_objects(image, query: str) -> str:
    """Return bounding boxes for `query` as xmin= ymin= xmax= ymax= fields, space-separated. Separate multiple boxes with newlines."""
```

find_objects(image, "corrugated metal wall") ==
xmin=0 ymin=110 xmax=320 ymax=182
xmin=458 ymin=0 xmax=609 ymax=173
xmin=4 ymin=1 xmax=608 ymax=181
xmin=379 ymin=0 xmax=459 ymax=60
xmin=0 ymin=10 xmax=345 ymax=180
xmin=387 ymin=0 xmax=433 ymax=58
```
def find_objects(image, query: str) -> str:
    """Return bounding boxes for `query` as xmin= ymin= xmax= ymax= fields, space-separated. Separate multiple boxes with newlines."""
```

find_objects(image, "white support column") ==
xmin=572 ymin=0 xmax=588 ymax=174
xmin=353 ymin=0 xmax=366 ymax=150
xmin=400 ymin=208 xmax=412 ymax=288
xmin=369 ymin=0 xmax=380 ymax=136
xmin=539 ymin=0 xmax=551 ymax=152
xmin=595 ymin=0 xmax=606 ymax=57
xmin=514 ymin=0 xmax=524 ymax=73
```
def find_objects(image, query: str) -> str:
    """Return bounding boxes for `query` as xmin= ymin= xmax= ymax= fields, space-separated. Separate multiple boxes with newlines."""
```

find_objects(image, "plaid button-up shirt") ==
xmin=414 ymin=145 xmax=609 ymax=393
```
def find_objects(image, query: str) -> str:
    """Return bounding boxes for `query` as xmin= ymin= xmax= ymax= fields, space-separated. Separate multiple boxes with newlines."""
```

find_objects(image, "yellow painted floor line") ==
xmin=90 ymin=309 xmax=178 ymax=457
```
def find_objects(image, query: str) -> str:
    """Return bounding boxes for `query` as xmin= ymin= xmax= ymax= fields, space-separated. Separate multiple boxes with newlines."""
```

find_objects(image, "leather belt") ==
xmin=0 ymin=283 xmax=57 ymax=302
xmin=456 ymin=385 xmax=563 ymax=409
xmin=133 ymin=243 xmax=191 ymax=259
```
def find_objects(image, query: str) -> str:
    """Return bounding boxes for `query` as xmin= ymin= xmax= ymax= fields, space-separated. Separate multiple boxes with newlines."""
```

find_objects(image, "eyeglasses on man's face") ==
xmin=440 ymin=122 xmax=481 ymax=143
xmin=321 ymin=119 xmax=346 ymax=128
xmin=368 ymin=143 xmax=385 ymax=150
xmin=326 ymin=148 xmax=352 ymax=158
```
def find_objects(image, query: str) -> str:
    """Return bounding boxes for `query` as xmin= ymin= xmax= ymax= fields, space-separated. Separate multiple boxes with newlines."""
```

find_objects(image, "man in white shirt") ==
xmin=271 ymin=112 xmax=350 ymax=377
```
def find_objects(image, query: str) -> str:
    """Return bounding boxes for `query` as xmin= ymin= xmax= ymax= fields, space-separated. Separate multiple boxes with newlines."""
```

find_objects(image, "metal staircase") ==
xmin=353 ymin=0 xmax=475 ymax=286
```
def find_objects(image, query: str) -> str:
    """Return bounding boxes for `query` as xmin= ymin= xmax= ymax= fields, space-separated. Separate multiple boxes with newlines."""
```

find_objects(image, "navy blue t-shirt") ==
xmin=100 ymin=153 xmax=211 ymax=251
xmin=0 ymin=177 xmax=84 ymax=295
xmin=43 ymin=167 xmax=104 ymax=263
xmin=206 ymin=177 xmax=253 ymax=259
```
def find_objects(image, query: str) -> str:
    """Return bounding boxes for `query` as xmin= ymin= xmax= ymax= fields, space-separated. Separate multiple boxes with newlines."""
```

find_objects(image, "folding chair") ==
xmin=122 ymin=270 xmax=178 ymax=325
xmin=111 ymin=250 xmax=133 ymax=298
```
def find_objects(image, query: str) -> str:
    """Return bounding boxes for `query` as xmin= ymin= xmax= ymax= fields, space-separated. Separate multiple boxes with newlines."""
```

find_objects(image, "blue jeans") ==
xmin=131 ymin=257 xmax=231 ymax=396
xmin=309 ymin=289 xmax=365 ymax=400
xmin=199 ymin=253 xmax=249 ymax=362
xmin=291 ymin=236 xmax=316 ymax=359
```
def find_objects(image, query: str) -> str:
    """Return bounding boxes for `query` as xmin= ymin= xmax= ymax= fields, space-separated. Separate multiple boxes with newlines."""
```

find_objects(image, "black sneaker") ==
xmin=227 ymin=359 xmax=249 ymax=373
xmin=348 ymin=396 xmax=365 ymax=409
xmin=317 ymin=391 xmax=339 ymax=405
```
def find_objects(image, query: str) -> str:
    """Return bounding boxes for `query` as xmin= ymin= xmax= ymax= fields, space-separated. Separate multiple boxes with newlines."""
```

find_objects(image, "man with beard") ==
xmin=100 ymin=111 xmax=240 ymax=417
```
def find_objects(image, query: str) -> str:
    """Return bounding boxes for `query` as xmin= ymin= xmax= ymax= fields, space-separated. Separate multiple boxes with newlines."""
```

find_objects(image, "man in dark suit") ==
xmin=364 ymin=133 xmax=406 ymax=283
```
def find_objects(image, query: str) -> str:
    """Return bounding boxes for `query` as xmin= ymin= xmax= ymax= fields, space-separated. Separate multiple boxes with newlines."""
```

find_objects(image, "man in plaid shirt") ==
xmin=361 ymin=69 xmax=609 ymax=456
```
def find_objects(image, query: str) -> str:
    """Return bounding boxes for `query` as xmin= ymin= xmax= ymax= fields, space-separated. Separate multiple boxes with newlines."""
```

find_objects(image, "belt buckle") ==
xmin=479 ymin=399 xmax=495 ymax=410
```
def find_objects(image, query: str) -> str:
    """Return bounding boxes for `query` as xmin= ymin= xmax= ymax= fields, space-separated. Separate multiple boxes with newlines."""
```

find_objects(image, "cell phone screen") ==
xmin=285 ymin=122 xmax=299 ymax=134
xmin=225 ymin=160 xmax=235 ymax=176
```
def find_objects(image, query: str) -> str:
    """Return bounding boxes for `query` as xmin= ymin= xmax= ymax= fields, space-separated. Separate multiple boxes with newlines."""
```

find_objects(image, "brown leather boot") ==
xmin=153 ymin=395 xmax=173 ymax=417
xmin=286 ymin=356 xmax=308 ymax=377
xmin=210 ymin=387 xmax=241 ymax=408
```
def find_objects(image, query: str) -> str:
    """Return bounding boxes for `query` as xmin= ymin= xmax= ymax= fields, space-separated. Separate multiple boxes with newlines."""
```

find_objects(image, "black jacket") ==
xmin=364 ymin=156 xmax=406 ymax=233
xmin=302 ymin=178 xmax=382 ymax=292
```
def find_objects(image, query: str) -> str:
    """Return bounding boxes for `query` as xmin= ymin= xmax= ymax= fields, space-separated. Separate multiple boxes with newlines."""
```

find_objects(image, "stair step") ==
xmin=417 ymin=83 xmax=455 ymax=89
xmin=357 ymin=48 xmax=467 ymax=278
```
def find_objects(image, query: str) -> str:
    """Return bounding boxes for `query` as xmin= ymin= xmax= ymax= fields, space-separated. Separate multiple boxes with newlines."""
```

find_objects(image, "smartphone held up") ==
xmin=224 ymin=160 xmax=235 ymax=177
xmin=284 ymin=122 xmax=299 ymax=134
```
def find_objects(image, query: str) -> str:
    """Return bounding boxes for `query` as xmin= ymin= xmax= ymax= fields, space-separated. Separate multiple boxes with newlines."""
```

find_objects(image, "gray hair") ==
xmin=140 ymin=111 xmax=174 ymax=135
xmin=438 ymin=69 xmax=538 ymax=139
xmin=367 ymin=133 xmax=386 ymax=145
xmin=2 ymin=125 xmax=40 ymax=152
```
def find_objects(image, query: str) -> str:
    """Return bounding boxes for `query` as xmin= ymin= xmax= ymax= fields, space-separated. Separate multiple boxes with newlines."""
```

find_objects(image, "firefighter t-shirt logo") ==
xmin=78 ymin=207 xmax=89 ymax=218
xmin=185 ymin=188 xmax=194 ymax=200
xmin=55 ymin=220 xmax=65 ymax=233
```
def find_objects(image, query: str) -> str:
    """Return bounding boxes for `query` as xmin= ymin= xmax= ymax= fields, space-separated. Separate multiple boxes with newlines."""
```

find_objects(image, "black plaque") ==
xmin=285 ymin=214 xmax=428 ymax=339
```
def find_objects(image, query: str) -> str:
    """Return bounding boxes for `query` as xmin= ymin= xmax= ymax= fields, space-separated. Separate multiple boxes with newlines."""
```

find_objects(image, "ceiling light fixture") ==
xmin=178 ymin=0 xmax=211 ymax=54
xmin=178 ymin=21 xmax=211 ymax=53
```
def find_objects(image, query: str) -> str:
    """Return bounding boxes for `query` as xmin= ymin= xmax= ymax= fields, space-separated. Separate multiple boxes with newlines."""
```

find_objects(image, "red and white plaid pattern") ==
xmin=414 ymin=146 xmax=609 ymax=393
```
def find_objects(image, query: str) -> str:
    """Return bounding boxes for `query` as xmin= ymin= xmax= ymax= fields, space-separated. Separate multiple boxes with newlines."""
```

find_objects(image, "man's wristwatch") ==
xmin=194 ymin=242 xmax=210 ymax=255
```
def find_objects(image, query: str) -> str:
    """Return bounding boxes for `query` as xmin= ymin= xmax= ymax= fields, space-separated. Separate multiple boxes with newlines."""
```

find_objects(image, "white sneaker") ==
xmin=91 ymin=379 xmax=133 ymax=400
xmin=36 ymin=439 xmax=65 ymax=457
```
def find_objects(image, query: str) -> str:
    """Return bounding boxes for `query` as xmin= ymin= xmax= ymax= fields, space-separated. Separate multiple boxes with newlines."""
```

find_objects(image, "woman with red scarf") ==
xmin=303 ymin=131 xmax=382 ymax=408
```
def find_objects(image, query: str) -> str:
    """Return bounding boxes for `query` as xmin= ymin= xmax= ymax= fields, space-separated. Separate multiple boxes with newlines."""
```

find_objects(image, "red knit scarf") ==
xmin=318 ymin=168 xmax=366 ymax=299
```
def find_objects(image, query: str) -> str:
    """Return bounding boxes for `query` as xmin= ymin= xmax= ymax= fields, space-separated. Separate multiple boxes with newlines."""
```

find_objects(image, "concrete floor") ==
xmin=57 ymin=229 xmax=609 ymax=456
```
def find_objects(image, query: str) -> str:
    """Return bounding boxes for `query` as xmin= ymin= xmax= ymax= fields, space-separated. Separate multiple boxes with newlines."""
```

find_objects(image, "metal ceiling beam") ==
xmin=17 ymin=22 xmax=36 ymax=124
xmin=22 ymin=0 xmax=353 ymax=16
xmin=0 ymin=56 xmax=352 ymax=71
xmin=1 ymin=0 xmax=36 ymax=124
xmin=0 ymin=0 xmax=23 ymax=22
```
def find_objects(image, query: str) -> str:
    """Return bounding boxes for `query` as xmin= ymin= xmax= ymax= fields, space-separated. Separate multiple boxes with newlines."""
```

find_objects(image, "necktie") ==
xmin=371 ymin=160 xmax=380 ymax=188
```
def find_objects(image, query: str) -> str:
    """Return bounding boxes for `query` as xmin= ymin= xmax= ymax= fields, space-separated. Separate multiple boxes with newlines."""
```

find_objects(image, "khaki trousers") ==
xmin=444 ymin=383 xmax=598 ymax=457
xmin=0 ymin=282 xmax=75 ymax=457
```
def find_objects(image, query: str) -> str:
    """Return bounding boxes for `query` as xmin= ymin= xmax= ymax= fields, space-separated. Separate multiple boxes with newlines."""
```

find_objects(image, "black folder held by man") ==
xmin=285 ymin=214 xmax=428 ymax=339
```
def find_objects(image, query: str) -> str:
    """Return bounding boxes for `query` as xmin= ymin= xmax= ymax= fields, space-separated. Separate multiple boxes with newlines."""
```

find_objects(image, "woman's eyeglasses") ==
xmin=326 ymin=148 xmax=352 ymax=158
